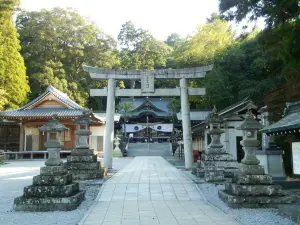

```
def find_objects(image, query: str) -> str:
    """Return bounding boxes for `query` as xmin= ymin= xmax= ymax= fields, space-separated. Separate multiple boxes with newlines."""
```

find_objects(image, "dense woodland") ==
xmin=1 ymin=0 xmax=300 ymax=123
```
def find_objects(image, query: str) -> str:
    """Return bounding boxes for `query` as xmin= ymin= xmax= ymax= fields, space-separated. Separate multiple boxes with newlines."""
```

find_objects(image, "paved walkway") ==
xmin=80 ymin=157 xmax=239 ymax=225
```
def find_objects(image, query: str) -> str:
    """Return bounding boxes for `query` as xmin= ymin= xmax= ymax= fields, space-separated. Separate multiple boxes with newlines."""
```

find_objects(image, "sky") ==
xmin=20 ymin=0 xmax=220 ymax=41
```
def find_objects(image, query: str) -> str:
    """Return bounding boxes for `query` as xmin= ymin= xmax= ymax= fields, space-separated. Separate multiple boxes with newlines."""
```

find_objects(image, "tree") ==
xmin=204 ymin=31 xmax=284 ymax=110
xmin=16 ymin=8 xmax=118 ymax=108
xmin=118 ymin=21 xmax=171 ymax=88
xmin=219 ymin=0 xmax=300 ymax=27
xmin=0 ymin=0 xmax=29 ymax=109
xmin=172 ymin=18 xmax=234 ymax=68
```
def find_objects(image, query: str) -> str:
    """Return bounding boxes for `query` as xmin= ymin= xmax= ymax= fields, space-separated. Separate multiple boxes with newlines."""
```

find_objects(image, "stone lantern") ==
xmin=74 ymin=112 xmax=93 ymax=149
xmin=236 ymin=109 xmax=262 ymax=166
xmin=192 ymin=106 xmax=238 ymax=182
xmin=218 ymin=109 xmax=295 ymax=208
xmin=65 ymin=111 xmax=106 ymax=180
xmin=14 ymin=115 xmax=84 ymax=211
xmin=39 ymin=115 xmax=69 ymax=166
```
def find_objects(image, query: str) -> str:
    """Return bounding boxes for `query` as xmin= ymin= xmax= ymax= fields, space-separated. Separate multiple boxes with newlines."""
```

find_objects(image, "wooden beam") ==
xmin=83 ymin=65 xmax=213 ymax=80
xmin=90 ymin=88 xmax=206 ymax=97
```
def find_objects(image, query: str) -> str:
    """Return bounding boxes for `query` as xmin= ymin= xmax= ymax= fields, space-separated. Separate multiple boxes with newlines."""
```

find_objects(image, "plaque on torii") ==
xmin=83 ymin=65 xmax=213 ymax=169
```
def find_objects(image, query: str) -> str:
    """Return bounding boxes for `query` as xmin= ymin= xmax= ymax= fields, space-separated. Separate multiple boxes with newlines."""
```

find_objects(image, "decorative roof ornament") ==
xmin=39 ymin=114 xmax=69 ymax=132
xmin=236 ymin=108 xmax=262 ymax=131
xmin=207 ymin=105 xmax=223 ymax=124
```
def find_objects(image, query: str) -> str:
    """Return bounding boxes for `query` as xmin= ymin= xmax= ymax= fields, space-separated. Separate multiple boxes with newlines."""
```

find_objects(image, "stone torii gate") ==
xmin=83 ymin=65 xmax=213 ymax=169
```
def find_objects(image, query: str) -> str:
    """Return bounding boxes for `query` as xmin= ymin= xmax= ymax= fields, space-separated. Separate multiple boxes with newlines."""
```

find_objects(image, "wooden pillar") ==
xmin=19 ymin=122 xmax=24 ymax=151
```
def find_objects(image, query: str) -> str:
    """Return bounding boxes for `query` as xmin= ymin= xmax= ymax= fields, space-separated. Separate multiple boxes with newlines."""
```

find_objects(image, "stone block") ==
xmin=225 ymin=183 xmax=283 ymax=196
xmin=236 ymin=174 xmax=272 ymax=185
xmin=218 ymin=190 xmax=295 ymax=208
xmin=204 ymin=154 xmax=234 ymax=161
xmin=201 ymin=160 xmax=238 ymax=168
xmin=69 ymin=155 xmax=96 ymax=162
xmin=206 ymin=147 xmax=228 ymax=154
xmin=14 ymin=191 xmax=84 ymax=212
xmin=33 ymin=174 xmax=72 ymax=186
xmin=238 ymin=164 xmax=265 ymax=175
xmin=66 ymin=162 xmax=100 ymax=170
xmin=40 ymin=166 xmax=67 ymax=176
xmin=69 ymin=170 xmax=103 ymax=180
xmin=23 ymin=183 xmax=79 ymax=198
xmin=70 ymin=149 xmax=94 ymax=156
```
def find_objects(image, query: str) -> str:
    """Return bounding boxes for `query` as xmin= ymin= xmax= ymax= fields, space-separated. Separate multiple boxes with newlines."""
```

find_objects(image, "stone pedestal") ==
xmin=14 ymin=165 xmax=84 ymax=211
xmin=218 ymin=164 xmax=295 ymax=208
xmin=65 ymin=149 xmax=106 ymax=180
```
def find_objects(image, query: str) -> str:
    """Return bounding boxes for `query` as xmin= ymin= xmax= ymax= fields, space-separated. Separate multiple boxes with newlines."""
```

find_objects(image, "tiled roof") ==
xmin=0 ymin=85 xmax=89 ymax=119
xmin=20 ymin=85 xmax=85 ymax=110
xmin=119 ymin=98 xmax=171 ymax=113
xmin=261 ymin=101 xmax=300 ymax=133
xmin=218 ymin=97 xmax=257 ymax=117
xmin=0 ymin=108 xmax=85 ymax=118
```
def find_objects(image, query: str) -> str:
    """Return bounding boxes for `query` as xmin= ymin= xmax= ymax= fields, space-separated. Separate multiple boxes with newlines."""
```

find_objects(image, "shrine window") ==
xmin=61 ymin=130 xmax=71 ymax=142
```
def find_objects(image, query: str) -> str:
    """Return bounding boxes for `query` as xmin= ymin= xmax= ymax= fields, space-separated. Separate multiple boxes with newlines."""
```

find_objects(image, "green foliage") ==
xmin=204 ymin=31 xmax=284 ymax=110
xmin=219 ymin=0 xmax=300 ymax=27
xmin=172 ymin=18 xmax=234 ymax=68
xmin=167 ymin=98 xmax=181 ymax=113
xmin=118 ymin=21 xmax=171 ymax=71
xmin=16 ymin=8 xmax=118 ymax=108
xmin=117 ymin=102 xmax=134 ymax=115
xmin=0 ymin=0 xmax=29 ymax=109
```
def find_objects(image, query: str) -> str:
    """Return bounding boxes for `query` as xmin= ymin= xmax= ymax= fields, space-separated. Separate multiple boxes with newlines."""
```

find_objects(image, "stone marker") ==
xmin=192 ymin=106 xmax=238 ymax=182
xmin=14 ymin=115 xmax=84 ymax=211
xmin=113 ymin=136 xmax=123 ymax=157
xmin=218 ymin=109 xmax=295 ymax=208
xmin=65 ymin=112 xmax=106 ymax=180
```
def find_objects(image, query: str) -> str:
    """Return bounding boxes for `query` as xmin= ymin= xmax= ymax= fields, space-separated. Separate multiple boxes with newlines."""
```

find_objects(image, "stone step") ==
xmin=23 ymin=183 xmax=79 ymax=198
xmin=68 ymin=155 xmax=96 ymax=162
xmin=69 ymin=170 xmax=105 ymax=180
xmin=70 ymin=149 xmax=94 ymax=156
xmin=235 ymin=174 xmax=272 ymax=185
xmin=225 ymin=183 xmax=283 ymax=196
xmin=40 ymin=166 xmax=67 ymax=176
xmin=33 ymin=174 xmax=72 ymax=186
xmin=201 ymin=161 xmax=238 ymax=168
xmin=65 ymin=162 xmax=100 ymax=170
xmin=204 ymin=154 xmax=234 ymax=161
xmin=218 ymin=190 xmax=295 ymax=208
xmin=14 ymin=191 xmax=84 ymax=212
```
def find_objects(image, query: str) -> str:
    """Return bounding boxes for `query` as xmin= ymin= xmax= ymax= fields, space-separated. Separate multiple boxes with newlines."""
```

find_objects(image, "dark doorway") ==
xmin=26 ymin=135 xmax=33 ymax=151
xmin=236 ymin=136 xmax=244 ymax=162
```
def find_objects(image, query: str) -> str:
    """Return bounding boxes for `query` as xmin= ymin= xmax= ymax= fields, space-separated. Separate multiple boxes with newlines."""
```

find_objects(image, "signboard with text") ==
xmin=141 ymin=72 xmax=154 ymax=93
xmin=292 ymin=142 xmax=300 ymax=175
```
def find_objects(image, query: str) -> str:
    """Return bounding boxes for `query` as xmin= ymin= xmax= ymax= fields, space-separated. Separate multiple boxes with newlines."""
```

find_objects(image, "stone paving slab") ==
xmin=80 ymin=156 xmax=240 ymax=225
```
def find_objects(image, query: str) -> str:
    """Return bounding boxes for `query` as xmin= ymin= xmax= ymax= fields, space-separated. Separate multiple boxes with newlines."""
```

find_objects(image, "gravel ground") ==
xmin=197 ymin=183 xmax=298 ymax=225
xmin=0 ymin=161 xmax=103 ymax=225
xmin=0 ymin=158 xmax=134 ymax=225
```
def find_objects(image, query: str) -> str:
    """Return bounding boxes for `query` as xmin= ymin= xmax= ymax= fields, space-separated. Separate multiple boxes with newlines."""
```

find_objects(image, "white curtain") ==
xmin=122 ymin=124 xmax=173 ymax=133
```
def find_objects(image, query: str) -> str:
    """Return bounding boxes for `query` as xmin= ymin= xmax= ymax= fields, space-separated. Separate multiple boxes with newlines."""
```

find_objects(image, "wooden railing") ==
xmin=4 ymin=150 xmax=72 ymax=160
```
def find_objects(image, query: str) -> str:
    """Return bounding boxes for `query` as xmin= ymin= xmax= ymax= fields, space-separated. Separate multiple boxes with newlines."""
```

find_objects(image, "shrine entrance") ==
xmin=84 ymin=65 xmax=213 ymax=169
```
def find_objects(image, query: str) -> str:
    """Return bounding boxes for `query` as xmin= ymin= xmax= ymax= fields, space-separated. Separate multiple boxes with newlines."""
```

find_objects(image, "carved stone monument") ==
xmin=193 ymin=107 xmax=238 ymax=182
xmin=65 ymin=112 xmax=106 ymax=180
xmin=219 ymin=110 xmax=295 ymax=207
xmin=14 ymin=116 xmax=84 ymax=211
xmin=113 ymin=136 xmax=123 ymax=157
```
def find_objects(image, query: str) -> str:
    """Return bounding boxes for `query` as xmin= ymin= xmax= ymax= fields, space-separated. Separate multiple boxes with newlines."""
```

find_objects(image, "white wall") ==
xmin=90 ymin=125 xmax=105 ymax=154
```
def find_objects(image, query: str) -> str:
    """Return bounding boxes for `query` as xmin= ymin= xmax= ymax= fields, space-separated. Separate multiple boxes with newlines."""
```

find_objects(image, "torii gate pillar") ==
xmin=180 ymin=78 xmax=193 ymax=169
xmin=104 ymin=78 xmax=116 ymax=168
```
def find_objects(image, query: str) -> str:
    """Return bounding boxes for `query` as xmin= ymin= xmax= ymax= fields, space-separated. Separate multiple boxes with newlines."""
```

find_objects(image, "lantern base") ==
xmin=13 ymin=165 xmax=84 ymax=212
